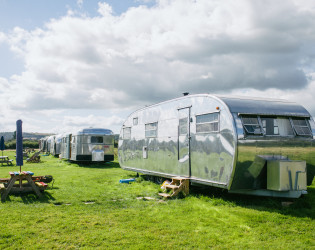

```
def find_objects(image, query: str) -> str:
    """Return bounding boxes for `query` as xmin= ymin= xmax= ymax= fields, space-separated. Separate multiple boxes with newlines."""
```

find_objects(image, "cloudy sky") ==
xmin=0 ymin=0 xmax=315 ymax=134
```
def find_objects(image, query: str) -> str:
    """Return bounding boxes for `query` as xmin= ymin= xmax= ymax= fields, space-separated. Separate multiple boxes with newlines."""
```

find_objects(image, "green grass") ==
xmin=0 ymin=150 xmax=314 ymax=248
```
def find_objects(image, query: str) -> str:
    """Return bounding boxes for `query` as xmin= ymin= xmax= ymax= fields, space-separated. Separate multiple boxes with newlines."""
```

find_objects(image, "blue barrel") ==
xmin=119 ymin=178 xmax=136 ymax=184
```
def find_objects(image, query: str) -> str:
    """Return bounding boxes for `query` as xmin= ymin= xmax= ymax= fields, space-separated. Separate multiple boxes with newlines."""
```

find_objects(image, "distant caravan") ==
xmin=61 ymin=128 xmax=115 ymax=162
xmin=118 ymin=94 xmax=315 ymax=198
xmin=39 ymin=136 xmax=49 ymax=153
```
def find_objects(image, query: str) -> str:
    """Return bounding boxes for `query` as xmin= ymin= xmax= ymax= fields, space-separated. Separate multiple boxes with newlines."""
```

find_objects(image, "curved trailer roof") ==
xmin=133 ymin=94 xmax=310 ymax=118
xmin=73 ymin=128 xmax=114 ymax=136
xmin=216 ymin=95 xmax=310 ymax=117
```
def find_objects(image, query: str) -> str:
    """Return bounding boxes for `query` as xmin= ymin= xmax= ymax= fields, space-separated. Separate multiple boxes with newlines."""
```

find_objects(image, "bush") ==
xmin=4 ymin=140 xmax=39 ymax=149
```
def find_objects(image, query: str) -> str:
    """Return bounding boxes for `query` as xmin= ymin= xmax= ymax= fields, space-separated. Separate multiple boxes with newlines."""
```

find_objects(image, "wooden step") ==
xmin=164 ymin=184 xmax=179 ymax=189
xmin=158 ymin=193 xmax=171 ymax=198
xmin=172 ymin=176 xmax=188 ymax=180
xmin=159 ymin=177 xmax=190 ymax=199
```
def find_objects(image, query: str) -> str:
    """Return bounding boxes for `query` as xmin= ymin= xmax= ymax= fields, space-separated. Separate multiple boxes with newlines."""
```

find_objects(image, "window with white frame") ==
xmin=123 ymin=127 xmax=131 ymax=140
xmin=196 ymin=112 xmax=219 ymax=133
xmin=145 ymin=122 xmax=158 ymax=138
xmin=133 ymin=117 xmax=138 ymax=126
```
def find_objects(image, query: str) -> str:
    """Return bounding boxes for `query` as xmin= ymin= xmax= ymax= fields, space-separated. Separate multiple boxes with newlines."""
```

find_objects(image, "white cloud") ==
xmin=0 ymin=32 xmax=6 ymax=43
xmin=77 ymin=0 xmax=83 ymax=9
xmin=228 ymin=73 xmax=315 ymax=115
xmin=1 ymin=0 xmax=315 ymax=133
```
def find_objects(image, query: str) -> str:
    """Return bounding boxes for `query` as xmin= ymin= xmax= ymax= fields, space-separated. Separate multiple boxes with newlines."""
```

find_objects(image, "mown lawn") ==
xmin=0 ymin=150 xmax=314 ymax=249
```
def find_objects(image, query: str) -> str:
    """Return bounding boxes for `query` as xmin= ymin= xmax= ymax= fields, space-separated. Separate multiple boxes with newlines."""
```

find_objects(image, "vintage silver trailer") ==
xmin=118 ymin=94 xmax=315 ymax=198
xmin=47 ymin=135 xmax=55 ymax=155
xmin=61 ymin=133 xmax=72 ymax=160
xmin=39 ymin=136 xmax=48 ymax=152
xmin=54 ymin=134 xmax=63 ymax=156
xmin=70 ymin=128 xmax=115 ymax=162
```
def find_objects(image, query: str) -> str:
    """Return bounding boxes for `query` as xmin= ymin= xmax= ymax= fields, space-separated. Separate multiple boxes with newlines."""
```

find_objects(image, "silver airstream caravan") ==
xmin=118 ymin=94 xmax=315 ymax=198
xmin=61 ymin=133 xmax=72 ymax=160
xmin=47 ymin=135 xmax=56 ymax=155
xmin=69 ymin=128 xmax=115 ymax=162
xmin=39 ymin=136 xmax=48 ymax=153
xmin=54 ymin=134 xmax=63 ymax=156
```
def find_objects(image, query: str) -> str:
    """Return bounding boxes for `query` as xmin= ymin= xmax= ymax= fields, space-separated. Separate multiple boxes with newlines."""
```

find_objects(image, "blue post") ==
xmin=16 ymin=120 xmax=23 ymax=169
xmin=0 ymin=136 xmax=4 ymax=151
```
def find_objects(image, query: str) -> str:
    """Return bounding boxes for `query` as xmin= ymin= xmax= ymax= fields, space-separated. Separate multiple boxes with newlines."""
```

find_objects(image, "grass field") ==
xmin=0 ymin=150 xmax=314 ymax=249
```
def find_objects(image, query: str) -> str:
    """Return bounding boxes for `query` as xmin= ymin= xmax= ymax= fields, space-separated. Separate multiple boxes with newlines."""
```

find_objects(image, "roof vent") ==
xmin=183 ymin=92 xmax=189 ymax=96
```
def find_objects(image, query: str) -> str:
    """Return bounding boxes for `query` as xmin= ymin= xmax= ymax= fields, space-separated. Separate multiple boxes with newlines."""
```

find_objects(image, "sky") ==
xmin=0 ymin=0 xmax=315 ymax=134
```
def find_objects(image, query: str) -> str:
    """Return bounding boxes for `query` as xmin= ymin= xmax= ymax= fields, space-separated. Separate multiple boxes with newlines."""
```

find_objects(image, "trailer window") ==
xmin=91 ymin=136 xmax=103 ymax=143
xmin=133 ymin=117 xmax=138 ymax=126
xmin=260 ymin=117 xmax=294 ymax=136
xmin=123 ymin=127 xmax=131 ymax=140
xmin=241 ymin=116 xmax=263 ymax=135
xmin=291 ymin=118 xmax=312 ymax=136
xmin=196 ymin=113 xmax=219 ymax=133
xmin=145 ymin=122 xmax=158 ymax=138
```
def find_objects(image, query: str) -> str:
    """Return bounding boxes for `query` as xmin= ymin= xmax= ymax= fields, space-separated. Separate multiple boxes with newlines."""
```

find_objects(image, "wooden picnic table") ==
xmin=0 ymin=156 xmax=13 ymax=166
xmin=0 ymin=171 xmax=47 ymax=202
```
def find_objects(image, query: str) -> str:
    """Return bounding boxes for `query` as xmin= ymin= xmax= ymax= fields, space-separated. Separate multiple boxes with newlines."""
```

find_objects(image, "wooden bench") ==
xmin=0 ymin=157 xmax=13 ymax=166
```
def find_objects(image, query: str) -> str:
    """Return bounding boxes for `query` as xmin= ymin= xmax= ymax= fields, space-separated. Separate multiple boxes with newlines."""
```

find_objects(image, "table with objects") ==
xmin=0 ymin=171 xmax=47 ymax=202
xmin=0 ymin=156 xmax=13 ymax=166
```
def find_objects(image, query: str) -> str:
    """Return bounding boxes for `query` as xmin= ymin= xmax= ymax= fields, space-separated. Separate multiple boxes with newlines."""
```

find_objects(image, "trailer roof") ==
xmin=73 ymin=128 xmax=113 ymax=136
xmin=216 ymin=95 xmax=310 ymax=117
xmin=131 ymin=94 xmax=310 ymax=118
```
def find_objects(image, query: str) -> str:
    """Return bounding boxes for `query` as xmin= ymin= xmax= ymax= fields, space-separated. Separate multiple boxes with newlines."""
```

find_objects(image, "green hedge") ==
xmin=4 ymin=140 xmax=39 ymax=149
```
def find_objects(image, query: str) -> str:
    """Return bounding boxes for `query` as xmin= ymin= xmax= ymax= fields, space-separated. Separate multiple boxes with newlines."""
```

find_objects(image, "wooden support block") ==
xmin=158 ymin=193 xmax=171 ymax=198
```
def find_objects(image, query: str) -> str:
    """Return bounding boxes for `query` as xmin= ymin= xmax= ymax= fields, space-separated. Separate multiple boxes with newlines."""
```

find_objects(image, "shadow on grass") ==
xmin=189 ymin=184 xmax=315 ymax=219
xmin=75 ymin=161 xmax=121 ymax=169
xmin=2 ymin=191 xmax=56 ymax=204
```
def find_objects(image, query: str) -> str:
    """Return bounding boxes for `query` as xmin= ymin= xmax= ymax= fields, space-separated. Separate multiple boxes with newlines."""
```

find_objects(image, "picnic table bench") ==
xmin=0 ymin=156 xmax=13 ymax=166
xmin=0 ymin=171 xmax=48 ymax=202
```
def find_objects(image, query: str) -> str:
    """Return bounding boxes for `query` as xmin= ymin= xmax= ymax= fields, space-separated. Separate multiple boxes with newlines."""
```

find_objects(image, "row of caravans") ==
xmin=39 ymin=128 xmax=115 ymax=162
xmin=118 ymin=94 xmax=315 ymax=198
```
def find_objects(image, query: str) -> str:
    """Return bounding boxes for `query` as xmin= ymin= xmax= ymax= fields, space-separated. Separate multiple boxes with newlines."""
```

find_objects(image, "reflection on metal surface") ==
xmin=118 ymin=94 xmax=315 ymax=198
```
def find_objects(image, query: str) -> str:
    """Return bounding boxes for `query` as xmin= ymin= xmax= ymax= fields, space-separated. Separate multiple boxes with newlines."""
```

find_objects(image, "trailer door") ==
xmin=178 ymin=107 xmax=191 ymax=177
